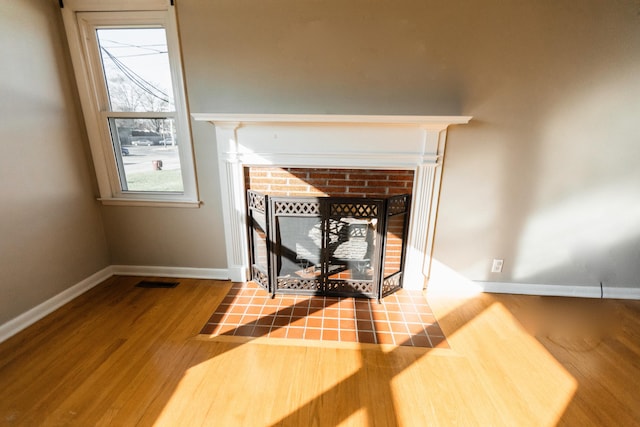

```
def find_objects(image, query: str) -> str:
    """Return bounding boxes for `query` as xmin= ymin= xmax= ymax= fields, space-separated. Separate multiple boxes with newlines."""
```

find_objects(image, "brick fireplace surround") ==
xmin=244 ymin=167 xmax=414 ymax=198
xmin=192 ymin=114 xmax=471 ymax=291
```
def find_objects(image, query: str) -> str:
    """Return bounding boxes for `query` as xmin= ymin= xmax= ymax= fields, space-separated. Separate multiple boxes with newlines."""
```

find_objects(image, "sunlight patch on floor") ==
xmin=445 ymin=300 xmax=578 ymax=426
xmin=154 ymin=343 xmax=364 ymax=426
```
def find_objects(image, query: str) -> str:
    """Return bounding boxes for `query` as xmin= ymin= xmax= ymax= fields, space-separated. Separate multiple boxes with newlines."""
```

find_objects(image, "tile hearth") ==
xmin=201 ymin=282 xmax=448 ymax=348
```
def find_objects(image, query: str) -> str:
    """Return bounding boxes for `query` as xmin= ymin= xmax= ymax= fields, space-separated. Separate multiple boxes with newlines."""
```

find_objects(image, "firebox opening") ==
xmin=245 ymin=167 xmax=413 ymax=300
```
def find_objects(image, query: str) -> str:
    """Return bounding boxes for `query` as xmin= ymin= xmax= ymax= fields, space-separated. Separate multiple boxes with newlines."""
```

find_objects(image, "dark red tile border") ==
xmin=201 ymin=282 xmax=449 ymax=348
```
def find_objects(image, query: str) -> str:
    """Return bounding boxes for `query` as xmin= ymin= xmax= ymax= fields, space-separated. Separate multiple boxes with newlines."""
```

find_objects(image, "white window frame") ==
xmin=61 ymin=0 xmax=199 ymax=207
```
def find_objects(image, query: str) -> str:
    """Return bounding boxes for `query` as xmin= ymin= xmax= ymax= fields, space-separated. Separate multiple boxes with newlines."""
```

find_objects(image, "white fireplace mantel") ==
xmin=193 ymin=113 xmax=471 ymax=290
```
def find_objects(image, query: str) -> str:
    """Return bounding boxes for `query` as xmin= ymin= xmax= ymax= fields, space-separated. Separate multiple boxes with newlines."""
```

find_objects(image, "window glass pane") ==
xmin=97 ymin=28 xmax=175 ymax=112
xmin=109 ymin=118 xmax=183 ymax=192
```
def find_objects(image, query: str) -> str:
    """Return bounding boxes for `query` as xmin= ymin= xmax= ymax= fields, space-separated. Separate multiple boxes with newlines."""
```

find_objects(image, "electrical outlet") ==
xmin=491 ymin=259 xmax=504 ymax=273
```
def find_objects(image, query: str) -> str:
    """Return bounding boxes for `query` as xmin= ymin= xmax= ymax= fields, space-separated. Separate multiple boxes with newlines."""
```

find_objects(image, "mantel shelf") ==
xmin=192 ymin=113 xmax=471 ymax=128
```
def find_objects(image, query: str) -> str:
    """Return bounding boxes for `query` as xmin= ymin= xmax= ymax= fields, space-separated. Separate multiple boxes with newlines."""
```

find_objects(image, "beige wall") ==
xmin=0 ymin=0 xmax=110 ymax=324
xmin=100 ymin=120 xmax=227 ymax=268
xmin=168 ymin=0 xmax=639 ymax=289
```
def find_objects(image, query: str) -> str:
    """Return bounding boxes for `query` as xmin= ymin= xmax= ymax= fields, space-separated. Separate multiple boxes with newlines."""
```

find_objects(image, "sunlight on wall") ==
xmin=428 ymin=258 xmax=483 ymax=297
xmin=513 ymin=180 xmax=640 ymax=281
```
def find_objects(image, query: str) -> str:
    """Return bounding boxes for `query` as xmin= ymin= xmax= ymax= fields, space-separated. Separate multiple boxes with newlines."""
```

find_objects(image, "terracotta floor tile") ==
xmin=399 ymin=303 xmax=415 ymax=312
xmin=389 ymin=322 xmax=409 ymax=333
xmin=410 ymin=335 xmax=431 ymax=347
xmin=260 ymin=305 xmax=280 ymax=316
xmin=228 ymin=304 xmax=247 ymax=314
xmin=322 ymin=329 xmax=339 ymax=341
xmin=306 ymin=317 xmax=323 ymax=328
xmin=207 ymin=313 xmax=225 ymax=323
xmin=200 ymin=323 xmax=217 ymax=335
xmin=286 ymin=327 xmax=305 ymax=339
xmin=406 ymin=323 xmax=428 ymax=335
xmin=245 ymin=305 xmax=263 ymax=315
xmin=252 ymin=326 xmax=272 ymax=337
xmin=309 ymin=298 xmax=326 ymax=308
xmin=323 ymin=308 xmax=340 ymax=319
xmin=271 ymin=316 xmax=291 ymax=327
xmin=356 ymin=320 xmax=374 ymax=331
xmin=340 ymin=330 xmax=357 ymax=341
xmin=375 ymin=332 xmax=395 ymax=345
xmin=255 ymin=315 xmax=275 ymax=327
xmin=269 ymin=327 xmax=287 ymax=338
xmin=276 ymin=306 xmax=294 ymax=316
xmin=279 ymin=297 xmax=297 ymax=306
xmin=292 ymin=307 xmax=309 ymax=317
xmin=402 ymin=312 xmax=422 ymax=323
xmin=355 ymin=309 xmax=373 ymax=320
xmin=383 ymin=303 xmax=401 ymax=312
xmin=234 ymin=325 xmax=255 ymax=336
xmin=387 ymin=312 xmax=405 ymax=322
xmin=396 ymin=295 xmax=414 ymax=304
xmin=304 ymin=328 xmax=322 ymax=340
xmin=324 ymin=297 xmax=340 ymax=305
xmin=222 ymin=314 xmax=243 ymax=324
xmin=308 ymin=310 xmax=324 ymax=318
xmin=290 ymin=316 xmax=307 ymax=328
xmin=354 ymin=300 xmax=371 ymax=310
xmin=339 ymin=309 xmax=356 ymax=319
xmin=241 ymin=314 xmax=260 ymax=324
xmin=357 ymin=330 xmax=376 ymax=343
xmin=373 ymin=321 xmax=391 ymax=333
xmin=432 ymin=336 xmax=450 ymax=348
xmin=216 ymin=324 xmax=237 ymax=335
xmin=427 ymin=325 xmax=444 ymax=335
xmin=340 ymin=319 xmax=357 ymax=330
xmin=371 ymin=311 xmax=388 ymax=322
xmin=392 ymin=332 xmax=412 ymax=345
xmin=323 ymin=318 xmax=339 ymax=329
xmin=338 ymin=299 xmax=355 ymax=309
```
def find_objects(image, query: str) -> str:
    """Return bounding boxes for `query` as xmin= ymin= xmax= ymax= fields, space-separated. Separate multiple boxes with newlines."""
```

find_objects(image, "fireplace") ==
xmin=248 ymin=190 xmax=411 ymax=299
xmin=192 ymin=113 xmax=471 ymax=291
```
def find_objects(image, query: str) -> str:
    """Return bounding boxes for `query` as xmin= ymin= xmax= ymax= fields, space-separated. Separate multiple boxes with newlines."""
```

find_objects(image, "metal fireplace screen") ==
xmin=247 ymin=190 xmax=411 ymax=300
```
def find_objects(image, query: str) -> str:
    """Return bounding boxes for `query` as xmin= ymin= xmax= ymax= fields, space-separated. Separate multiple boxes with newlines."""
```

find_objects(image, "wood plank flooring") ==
xmin=0 ymin=275 xmax=639 ymax=426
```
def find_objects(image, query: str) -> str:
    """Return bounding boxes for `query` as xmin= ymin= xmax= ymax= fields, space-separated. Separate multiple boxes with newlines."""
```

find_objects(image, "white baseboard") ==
xmin=111 ymin=265 xmax=229 ymax=280
xmin=0 ymin=264 xmax=230 ymax=344
xmin=475 ymin=281 xmax=640 ymax=300
xmin=602 ymin=286 xmax=640 ymax=300
xmin=0 ymin=266 xmax=114 ymax=344
xmin=477 ymin=281 xmax=602 ymax=298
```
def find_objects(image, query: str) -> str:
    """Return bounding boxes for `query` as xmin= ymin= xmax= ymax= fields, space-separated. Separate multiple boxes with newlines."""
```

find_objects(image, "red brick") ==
xmin=388 ymin=174 xmax=414 ymax=182
xmin=329 ymin=179 xmax=365 ymax=187
xmin=347 ymin=186 xmax=385 ymax=194
xmin=247 ymin=169 xmax=268 ymax=177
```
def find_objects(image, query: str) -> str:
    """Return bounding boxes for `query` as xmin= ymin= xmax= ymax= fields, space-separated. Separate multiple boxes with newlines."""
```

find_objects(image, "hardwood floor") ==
xmin=0 ymin=275 xmax=639 ymax=426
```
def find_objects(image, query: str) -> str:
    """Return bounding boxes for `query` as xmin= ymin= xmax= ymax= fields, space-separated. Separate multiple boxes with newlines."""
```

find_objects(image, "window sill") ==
xmin=98 ymin=197 xmax=202 ymax=208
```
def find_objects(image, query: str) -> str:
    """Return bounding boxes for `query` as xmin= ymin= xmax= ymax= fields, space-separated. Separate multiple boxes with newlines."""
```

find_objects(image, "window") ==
xmin=61 ymin=1 xmax=198 ymax=206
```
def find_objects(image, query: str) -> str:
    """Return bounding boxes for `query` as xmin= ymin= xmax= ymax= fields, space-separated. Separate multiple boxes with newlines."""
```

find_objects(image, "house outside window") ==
xmin=61 ymin=0 xmax=199 ymax=207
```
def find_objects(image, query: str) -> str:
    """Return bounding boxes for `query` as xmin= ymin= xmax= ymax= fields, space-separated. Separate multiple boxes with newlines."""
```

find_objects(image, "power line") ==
xmin=109 ymin=52 xmax=168 ymax=58
xmin=99 ymin=38 xmax=166 ymax=54
xmin=100 ymin=47 xmax=171 ymax=105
